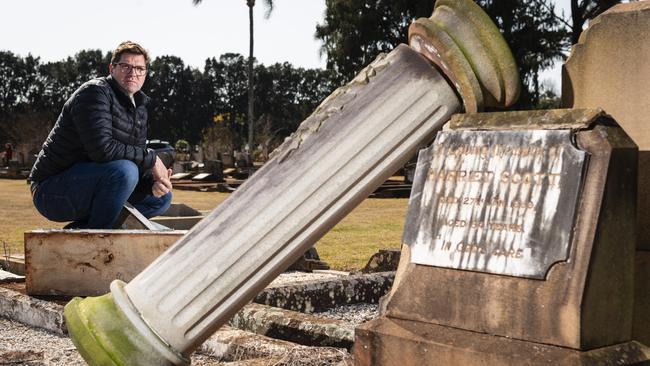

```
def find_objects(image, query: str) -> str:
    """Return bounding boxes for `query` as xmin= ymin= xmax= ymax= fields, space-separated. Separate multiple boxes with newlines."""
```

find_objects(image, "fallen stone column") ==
xmin=63 ymin=1 xmax=519 ymax=364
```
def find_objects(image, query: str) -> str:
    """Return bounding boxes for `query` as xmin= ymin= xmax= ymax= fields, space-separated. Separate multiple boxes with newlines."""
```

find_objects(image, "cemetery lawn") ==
xmin=0 ymin=179 xmax=407 ymax=271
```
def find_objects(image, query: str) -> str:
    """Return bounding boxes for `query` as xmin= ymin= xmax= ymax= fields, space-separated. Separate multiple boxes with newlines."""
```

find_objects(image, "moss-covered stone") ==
xmin=64 ymin=290 xmax=189 ymax=366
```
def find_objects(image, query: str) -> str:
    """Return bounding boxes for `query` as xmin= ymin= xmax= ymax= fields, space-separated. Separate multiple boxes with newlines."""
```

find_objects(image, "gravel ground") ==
xmin=0 ymin=271 xmax=360 ymax=365
xmin=317 ymin=303 xmax=378 ymax=326
xmin=0 ymin=317 xmax=229 ymax=365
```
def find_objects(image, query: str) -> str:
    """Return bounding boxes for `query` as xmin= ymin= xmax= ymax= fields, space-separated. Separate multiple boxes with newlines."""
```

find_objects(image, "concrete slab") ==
xmin=255 ymin=272 xmax=395 ymax=313
xmin=0 ymin=286 xmax=66 ymax=335
xmin=0 ymin=269 xmax=24 ymax=283
xmin=0 ymin=254 xmax=25 ymax=276
xmin=199 ymin=326 xmax=350 ymax=365
xmin=230 ymin=303 xmax=355 ymax=349
xmin=24 ymin=230 xmax=186 ymax=296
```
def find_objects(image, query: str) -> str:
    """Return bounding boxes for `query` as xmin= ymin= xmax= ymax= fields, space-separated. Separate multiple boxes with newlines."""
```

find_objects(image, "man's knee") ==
xmin=104 ymin=160 xmax=139 ymax=189
xmin=158 ymin=192 xmax=173 ymax=214
xmin=145 ymin=192 xmax=172 ymax=218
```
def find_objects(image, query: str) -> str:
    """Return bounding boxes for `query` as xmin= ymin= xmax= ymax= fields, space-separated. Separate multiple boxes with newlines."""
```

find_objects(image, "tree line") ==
xmin=1 ymin=0 xmax=623 ymax=163
xmin=315 ymin=0 xmax=623 ymax=109
xmin=0 ymin=50 xmax=338 ymax=162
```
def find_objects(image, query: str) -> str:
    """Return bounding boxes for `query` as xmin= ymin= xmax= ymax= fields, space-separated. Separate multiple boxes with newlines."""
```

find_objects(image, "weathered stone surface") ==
xmin=408 ymin=0 xmax=520 ymax=111
xmin=255 ymin=272 xmax=394 ymax=313
xmin=359 ymin=249 xmax=401 ymax=273
xmin=450 ymin=108 xmax=604 ymax=130
xmin=355 ymin=317 xmax=650 ymax=366
xmin=634 ymin=251 xmax=650 ymax=347
xmin=25 ymin=230 xmax=185 ymax=296
xmin=0 ymin=350 xmax=44 ymax=365
xmin=379 ymin=113 xmax=638 ymax=351
xmin=562 ymin=2 xmax=650 ymax=149
xmin=0 ymin=254 xmax=25 ymax=276
xmin=0 ymin=269 xmax=24 ymax=283
xmin=198 ymin=326 xmax=350 ymax=365
xmin=561 ymin=2 xmax=650 ymax=252
xmin=230 ymin=303 xmax=354 ymax=349
xmin=0 ymin=287 xmax=66 ymax=335
xmin=405 ymin=128 xmax=586 ymax=279
xmin=0 ymin=283 xmax=352 ymax=362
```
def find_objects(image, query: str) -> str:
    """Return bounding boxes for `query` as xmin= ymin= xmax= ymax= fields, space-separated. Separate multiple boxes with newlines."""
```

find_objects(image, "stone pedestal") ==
xmin=356 ymin=318 xmax=650 ymax=366
xmin=355 ymin=109 xmax=650 ymax=365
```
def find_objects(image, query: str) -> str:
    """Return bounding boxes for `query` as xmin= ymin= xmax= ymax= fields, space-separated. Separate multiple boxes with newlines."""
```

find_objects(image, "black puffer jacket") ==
xmin=29 ymin=76 xmax=156 ymax=182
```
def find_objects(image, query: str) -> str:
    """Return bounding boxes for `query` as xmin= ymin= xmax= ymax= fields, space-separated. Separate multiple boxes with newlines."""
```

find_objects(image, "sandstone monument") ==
xmin=562 ymin=1 xmax=650 ymax=348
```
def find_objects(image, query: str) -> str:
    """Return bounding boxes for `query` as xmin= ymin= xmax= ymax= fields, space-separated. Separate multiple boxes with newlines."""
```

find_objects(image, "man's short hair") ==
xmin=111 ymin=41 xmax=150 ymax=64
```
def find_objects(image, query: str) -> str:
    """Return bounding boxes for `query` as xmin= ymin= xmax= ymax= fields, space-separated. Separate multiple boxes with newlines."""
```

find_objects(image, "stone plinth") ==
xmin=356 ymin=317 xmax=650 ymax=366
xmin=25 ymin=230 xmax=185 ymax=296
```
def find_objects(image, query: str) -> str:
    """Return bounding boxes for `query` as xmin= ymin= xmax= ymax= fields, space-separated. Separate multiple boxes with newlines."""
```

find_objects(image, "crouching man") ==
xmin=29 ymin=41 xmax=172 ymax=229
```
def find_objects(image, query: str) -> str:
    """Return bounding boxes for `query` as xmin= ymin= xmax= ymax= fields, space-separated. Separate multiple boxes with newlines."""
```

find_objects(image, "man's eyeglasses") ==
xmin=114 ymin=62 xmax=147 ymax=76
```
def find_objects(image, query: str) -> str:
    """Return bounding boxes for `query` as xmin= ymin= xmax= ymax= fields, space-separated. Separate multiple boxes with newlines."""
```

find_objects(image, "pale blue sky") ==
xmin=1 ymin=0 xmax=327 ymax=69
xmin=1 ymin=0 xmax=578 ymax=90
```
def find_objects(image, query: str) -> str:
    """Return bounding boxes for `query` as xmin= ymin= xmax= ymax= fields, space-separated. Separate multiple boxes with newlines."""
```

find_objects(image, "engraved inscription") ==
xmin=404 ymin=130 xmax=586 ymax=279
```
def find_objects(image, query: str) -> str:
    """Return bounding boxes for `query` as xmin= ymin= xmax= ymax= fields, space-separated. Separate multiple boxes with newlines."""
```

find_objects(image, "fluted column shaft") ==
xmin=123 ymin=44 xmax=461 ymax=355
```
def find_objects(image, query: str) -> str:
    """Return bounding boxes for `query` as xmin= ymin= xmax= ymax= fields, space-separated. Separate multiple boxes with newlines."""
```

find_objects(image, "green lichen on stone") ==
xmin=409 ymin=0 xmax=520 ymax=110
xmin=65 ymin=292 xmax=185 ymax=366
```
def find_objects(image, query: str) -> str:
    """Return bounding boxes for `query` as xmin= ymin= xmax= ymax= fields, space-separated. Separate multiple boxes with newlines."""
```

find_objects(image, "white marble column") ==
xmin=119 ymin=44 xmax=461 ymax=356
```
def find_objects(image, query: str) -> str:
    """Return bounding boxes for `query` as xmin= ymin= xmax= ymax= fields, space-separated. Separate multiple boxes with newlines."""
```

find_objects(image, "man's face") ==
xmin=109 ymin=53 xmax=147 ymax=96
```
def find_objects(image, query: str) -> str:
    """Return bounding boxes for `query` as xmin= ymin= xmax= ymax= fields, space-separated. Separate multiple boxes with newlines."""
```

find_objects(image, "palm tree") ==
xmin=193 ymin=0 xmax=274 ymax=152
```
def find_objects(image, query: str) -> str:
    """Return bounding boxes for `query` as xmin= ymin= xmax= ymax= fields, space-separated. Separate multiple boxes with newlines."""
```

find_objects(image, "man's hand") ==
xmin=152 ymin=156 xmax=171 ymax=182
xmin=152 ymin=156 xmax=173 ymax=198
xmin=152 ymin=180 xmax=171 ymax=198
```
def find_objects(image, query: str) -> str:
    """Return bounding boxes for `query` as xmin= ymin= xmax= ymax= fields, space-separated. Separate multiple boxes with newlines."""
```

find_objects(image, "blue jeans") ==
xmin=32 ymin=160 xmax=172 ymax=229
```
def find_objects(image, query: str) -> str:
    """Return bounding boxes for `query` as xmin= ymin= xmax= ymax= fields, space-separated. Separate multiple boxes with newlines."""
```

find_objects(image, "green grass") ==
xmin=0 ymin=179 xmax=407 ymax=270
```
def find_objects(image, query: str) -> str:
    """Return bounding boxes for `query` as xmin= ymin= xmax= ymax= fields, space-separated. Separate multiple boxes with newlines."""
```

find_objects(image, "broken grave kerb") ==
xmin=63 ymin=0 xmax=521 ymax=364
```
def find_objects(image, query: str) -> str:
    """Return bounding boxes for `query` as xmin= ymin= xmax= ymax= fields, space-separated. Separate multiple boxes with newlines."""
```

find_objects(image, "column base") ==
xmin=64 ymin=280 xmax=189 ymax=366
xmin=354 ymin=317 xmax=650 ymax=366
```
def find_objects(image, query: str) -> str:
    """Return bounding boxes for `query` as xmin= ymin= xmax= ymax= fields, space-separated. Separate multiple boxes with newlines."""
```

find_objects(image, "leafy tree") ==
xmin=202 ymin=53 xmax=250 ymax=148
xmin=315 ymin=0 xmax=434 ymax=81
xmin=316 ymin=0 xmax=568 ymax=109
xmin=192 ymin=0 xmax=275 ymax=151
xmin=0 ymin=51 xmax=41 ymax=117
xmin=567 ymin=0 xmax=620 ymax=44
xmin=146 ymin=55 xmax=209 ymax=145
xmin=0 ymin=48 xmax=337 ymax=161
xmin=478 ymin=0 xmax=568 ymax=108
